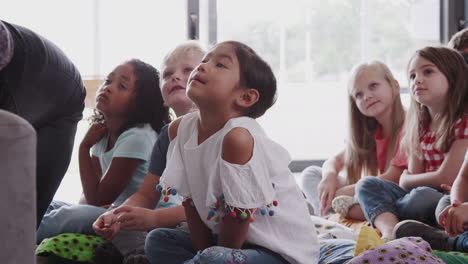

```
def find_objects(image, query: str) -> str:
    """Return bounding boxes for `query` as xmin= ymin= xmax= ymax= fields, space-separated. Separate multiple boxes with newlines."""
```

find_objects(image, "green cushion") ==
xmin=36 ymin=233 xmax=106 ymax=263
xmin=433 ymin=250 xmax=468 ymax=264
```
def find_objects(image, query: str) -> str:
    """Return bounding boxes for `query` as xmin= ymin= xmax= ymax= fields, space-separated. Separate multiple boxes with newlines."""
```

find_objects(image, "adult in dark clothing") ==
xmin=0 ymin=20 xmax=86 ymax=227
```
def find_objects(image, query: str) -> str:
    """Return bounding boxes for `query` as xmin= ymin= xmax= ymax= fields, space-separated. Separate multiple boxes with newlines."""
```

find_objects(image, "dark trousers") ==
xmin=36 ymin=114 xmax=80 ymax=227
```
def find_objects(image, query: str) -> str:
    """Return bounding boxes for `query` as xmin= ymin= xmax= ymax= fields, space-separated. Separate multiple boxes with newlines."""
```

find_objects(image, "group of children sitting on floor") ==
xmin=35 ymin=28 xmax=468 ymax=264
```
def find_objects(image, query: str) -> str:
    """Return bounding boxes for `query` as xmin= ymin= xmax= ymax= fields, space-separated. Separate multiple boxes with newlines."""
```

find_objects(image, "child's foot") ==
xmin=393 ymin=220 xmax=456 ymax=251
xmin=332 ymin=195 xmax=358 ymax=217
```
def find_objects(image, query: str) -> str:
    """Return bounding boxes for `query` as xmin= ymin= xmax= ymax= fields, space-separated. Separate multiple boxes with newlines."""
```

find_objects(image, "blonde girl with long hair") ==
xmin=356 ymin=46 xmax=468 ymax=241
xmin=301 ymin=60 xmax=407 ymax=217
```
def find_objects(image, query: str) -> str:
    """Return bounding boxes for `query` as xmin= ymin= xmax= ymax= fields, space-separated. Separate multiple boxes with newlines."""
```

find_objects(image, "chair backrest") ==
xmin=0 ymin=110 xmax=36 ymax=264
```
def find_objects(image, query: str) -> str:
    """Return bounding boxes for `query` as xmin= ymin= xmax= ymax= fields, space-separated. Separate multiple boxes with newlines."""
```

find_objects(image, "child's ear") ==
xmin=393 ymin=79 xmax=401 ymax=94
xmin=236 ymin=88 xmax=259 ymax=109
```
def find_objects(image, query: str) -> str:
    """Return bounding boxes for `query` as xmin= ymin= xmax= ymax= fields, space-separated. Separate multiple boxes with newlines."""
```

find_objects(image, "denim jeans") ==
xmin=145 ymin=228 xmax=356 ymax=264
xmin=36 ymin=200 xmax=106 ymax=243
xmin=37 ymin=199 xmax=179 ymax=254
xmin=455 ymin=233 xmax=468 ymax=252
xmin=37 ymin=194 xmax=180 ymax=244
xmin=356 ymin=177 xmax=444 ymax=226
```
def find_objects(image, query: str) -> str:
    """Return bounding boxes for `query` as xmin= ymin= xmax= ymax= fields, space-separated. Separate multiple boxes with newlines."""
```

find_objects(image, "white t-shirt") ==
xmin=160 ymin=112 xmax=319 ymax=264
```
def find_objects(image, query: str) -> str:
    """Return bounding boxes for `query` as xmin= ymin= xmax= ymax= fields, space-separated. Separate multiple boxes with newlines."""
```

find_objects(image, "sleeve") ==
xmin=148 ymin=125 xmax=169 ymax=176
xmin=452 ymin=117 xmax=468 ymax=140
xmin=204 ymin=133 xmax=281 ymax=221
xmin=158 ymin=134 xmax=191 ymax=199
xmin=112 ymin=128 xmax=156 ymax=161
xmin=91 ymin=137 xmax=104 ymax=157
xmin=218 ymin=158 xmax=275 ymax=209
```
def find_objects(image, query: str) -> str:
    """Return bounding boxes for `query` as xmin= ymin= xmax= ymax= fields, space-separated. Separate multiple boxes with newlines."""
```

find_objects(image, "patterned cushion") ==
xmin=348 ymin=237 xmax=444 ymax=264
xmin=36 ymin=233 xmax=105 ymax=263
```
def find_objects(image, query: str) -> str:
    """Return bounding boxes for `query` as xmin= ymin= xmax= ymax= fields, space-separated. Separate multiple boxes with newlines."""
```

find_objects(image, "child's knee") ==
xmin=356 ymin=176 xmax=380 ymax=197
xmin=407 ymin=187 xmax=443 ymax=206
xmin=146 ymin=229 xmax=165 ymax=248
xmin=145 ymin=228 xmax=178 ymax=251
xmin=301 ymin=166 xmax=322 ymax=180
xmin=401 ymin=187 xmax=444 ymax=221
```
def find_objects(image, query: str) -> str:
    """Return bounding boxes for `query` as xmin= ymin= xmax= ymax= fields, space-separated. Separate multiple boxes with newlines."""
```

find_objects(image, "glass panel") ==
xmin=2 ymin=1 xmax=187 ymax=203
xmin=217 ymin=0 xmax=439 ymax=160
xmin=97 ymin=0 xmax=186 ymax=76
xmin=1 ymin=0 xmax=95 ymax=76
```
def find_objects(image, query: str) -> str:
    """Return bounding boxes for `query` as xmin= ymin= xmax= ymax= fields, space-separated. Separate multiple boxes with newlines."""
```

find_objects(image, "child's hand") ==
xmin=81 ymin=123 xmax=107 ymax=149
xmin=93 ymin=210 xmax=120 ymax=240
xmin=113 ymin=206 xmax=155 ymax=231
xmin=318 ymin=176 xmax=339 ymax=216
xmin=442 ymin=202 xmax=468 ymax=236
xmin=399 ymin=170 xmax=410 ymax=187
xmin=438 ymin=201 xmax=460 ymax=228
xmin=440 ymin=184 xmax=452 ymax=193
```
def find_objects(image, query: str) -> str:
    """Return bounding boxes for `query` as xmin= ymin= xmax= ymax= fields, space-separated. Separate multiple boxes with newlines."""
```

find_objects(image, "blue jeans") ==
xmin=145 ymin=228 xmax=356 ymax=264
xmin=455 ymin=233 xmax=468 ymax=252
xmin=356 ymin=177 xmax=444 ymax=226
xmin=37 ymin=196 xmax=180 ymax=244
xmin=36 ymin=200 xmax=106 ymax=243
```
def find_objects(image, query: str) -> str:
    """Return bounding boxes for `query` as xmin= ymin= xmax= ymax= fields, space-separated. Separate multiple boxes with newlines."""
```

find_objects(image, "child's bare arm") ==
xmin=217 ymin=127 xmax=254 ymax=247
xmin=185 ymin=201 xmax=214 ymax=250
xmin=79 ymin=122 xmax=144 ymax=206
xmin=319 ymin=151 xmax=345 ymax=214
xmin=218 ymin=210 xmax=250 ymax=248
xmin=451 ymin=153 xmax=468 ymax=203
xmin=79 ymin=154 xmax=141 ymax=206
xmin=400 ymin=139 xmax=468 ymax=190
xmin=378 ymin=165 xmax=404 ymax=183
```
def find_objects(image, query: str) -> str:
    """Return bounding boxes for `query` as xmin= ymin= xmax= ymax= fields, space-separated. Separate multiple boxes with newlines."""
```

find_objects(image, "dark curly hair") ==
xmin=90 ymin=59 xmax=171 ymax=133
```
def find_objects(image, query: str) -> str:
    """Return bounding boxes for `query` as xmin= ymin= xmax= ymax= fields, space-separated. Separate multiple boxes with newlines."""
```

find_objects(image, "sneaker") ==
xmin=332 ymin=195 xmax=358 ymax=217
xmin=393 ymin=220 xmax=456 ymax=251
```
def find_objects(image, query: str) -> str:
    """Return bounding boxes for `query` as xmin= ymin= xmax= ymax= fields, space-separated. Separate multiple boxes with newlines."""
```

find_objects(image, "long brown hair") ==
xmin=403 ymin=47 xmax=468 ymax=160
xmin=345 ymin=61 xmax=405 ymax=184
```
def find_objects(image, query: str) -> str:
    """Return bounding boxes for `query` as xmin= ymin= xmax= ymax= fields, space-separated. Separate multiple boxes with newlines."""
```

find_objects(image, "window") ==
xmin=2 ymin=0 xmax=187 ymax=203
xmin=2 ymin=0 xmax=441 ymax=202
xmin=217 ymin=0 xmax=440 ymax=160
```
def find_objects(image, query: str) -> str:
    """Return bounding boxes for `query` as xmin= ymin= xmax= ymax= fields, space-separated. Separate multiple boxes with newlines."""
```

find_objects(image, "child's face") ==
xmin=187 ymin=43 xmax=241 ymax=109
xmin=95 ymin=63 xmax=137 ymax=118
xmin=351 ymin=68 xmax=396 ymax=119
xmin=161 ymin=53 xmax=202 ymax=109
xmin=408 ymin=55 xmax=449 ymax=108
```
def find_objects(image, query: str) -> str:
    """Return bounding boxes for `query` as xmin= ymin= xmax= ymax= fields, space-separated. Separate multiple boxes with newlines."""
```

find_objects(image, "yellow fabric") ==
xmin=353 ymin=226 xmax=384 ymax=256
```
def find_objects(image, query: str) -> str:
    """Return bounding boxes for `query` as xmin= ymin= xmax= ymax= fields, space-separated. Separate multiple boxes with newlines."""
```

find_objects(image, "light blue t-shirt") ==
xmin=91 ymin=123 xmax=157 ymax=206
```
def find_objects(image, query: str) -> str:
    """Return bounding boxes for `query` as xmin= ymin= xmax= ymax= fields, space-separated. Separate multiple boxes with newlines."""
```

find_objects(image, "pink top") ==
xmin=375 ymin=125 xmax=407 ymax=174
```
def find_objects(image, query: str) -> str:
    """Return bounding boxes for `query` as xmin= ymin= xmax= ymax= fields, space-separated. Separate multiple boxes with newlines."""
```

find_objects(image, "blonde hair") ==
xmin=344 ymin=61 xmax=405 ymax=184
xmin=161 ymin=41 xmax=205 ymax=69
xmin=447 ymin=28 xmax=468 ymax=51
xmin=403 ymin=47 xmax=468 ymax=160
